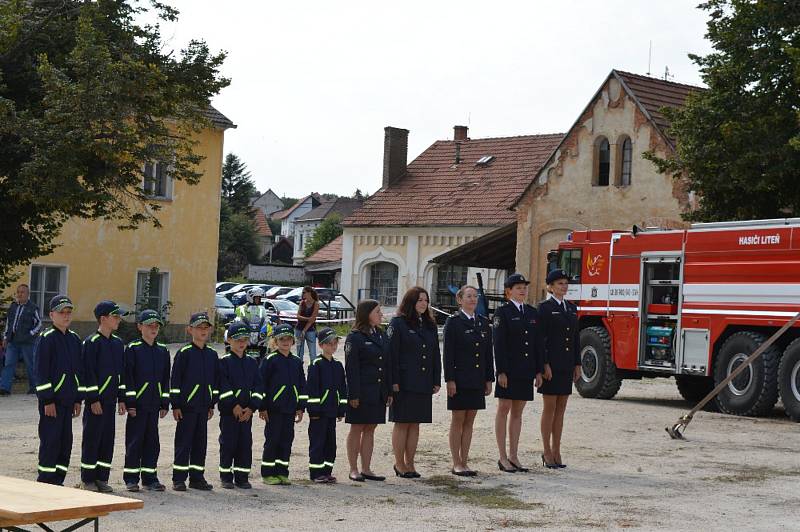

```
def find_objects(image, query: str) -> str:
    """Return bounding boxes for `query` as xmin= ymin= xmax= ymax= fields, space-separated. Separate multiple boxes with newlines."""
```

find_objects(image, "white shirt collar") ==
xmin=509 ymin=299 xmax=525 ymax=311
xmin=549 ymin=293 xmax=565 ymax=305
xmin=461 ymin=309 xmax=475 ymax=320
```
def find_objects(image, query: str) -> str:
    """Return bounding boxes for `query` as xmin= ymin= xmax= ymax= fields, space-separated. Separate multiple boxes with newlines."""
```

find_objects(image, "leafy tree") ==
xmin=280 ymin=196 xmax=299 ymax=210
xmin=353 ymin=188 xmax=365 ymax=200
xmin=267 ymin=217 xmax=282 ymax=238
xmin=217 ymin=200 xmax=260 ymax=280
xmin=304 ymin=213 xmax=343 ymax=258
xmin=0 ymin=0 xmax=229 ymax=291
xmin=647 ymin=0 xmax=800 ymax=222
xmin=221 ymin=153 xmax=257 ymax=213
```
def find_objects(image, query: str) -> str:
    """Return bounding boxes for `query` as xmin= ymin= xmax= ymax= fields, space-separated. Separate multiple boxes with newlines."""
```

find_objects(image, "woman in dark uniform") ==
xmin=344 ymin=299 xmax=392 ymax=482
xmin=443 ymin=285 xmax=494 ymax=476
xmin=493 ymin=273 xmax=542 ymax=473
xmin=537 ymin=269 xmax=581 ymax=468
xmin=388 ymin=287 xmax=441 ymax=478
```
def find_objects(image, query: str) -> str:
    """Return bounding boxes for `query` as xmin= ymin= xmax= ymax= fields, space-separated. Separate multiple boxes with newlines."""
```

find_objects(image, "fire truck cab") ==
xmin=552 ymin=218 xmax=800 ymax=420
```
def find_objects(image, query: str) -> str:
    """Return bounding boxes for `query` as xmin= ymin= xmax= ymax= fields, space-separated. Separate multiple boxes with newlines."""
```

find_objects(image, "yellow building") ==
xmin=3 ymin=106 xmax=235 ymax=339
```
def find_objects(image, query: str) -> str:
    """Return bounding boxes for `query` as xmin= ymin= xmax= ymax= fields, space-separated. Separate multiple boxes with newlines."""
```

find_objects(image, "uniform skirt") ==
xmin=537 ymin=372 xmax=574 ymax=396
xmin=345 ymin=402 xmax=386 ymax=425
xmin=389 ymin=391 xmax=432 ymax=423
xmin=447 ymin=388 xmax=485 ymax=411
xmin=495 ymin=378 xmax=535 ymax=401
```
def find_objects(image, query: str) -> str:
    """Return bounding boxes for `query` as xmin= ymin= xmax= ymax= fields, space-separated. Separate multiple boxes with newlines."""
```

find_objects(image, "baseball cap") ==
xmin=317 ymin=327 xmax=338 ymax=345
xmin=137 ymin=309 xmax=164 ymax=325
xmin=94 ymin=300 xmax=123 ymax=319
xmin=49 ymin=295 xmax=74 ymax=312
xmin=189 ymin=312 xmax=213 ymax=327
xmin=271 ymin=323 xmax=294 ymax=339
xmin=227 ymin=321 xmax=250 ymax=340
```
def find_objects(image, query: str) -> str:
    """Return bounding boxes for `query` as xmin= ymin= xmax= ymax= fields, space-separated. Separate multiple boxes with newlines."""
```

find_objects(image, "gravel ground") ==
xmin=1 ymin=342 xmax=798 ymax=531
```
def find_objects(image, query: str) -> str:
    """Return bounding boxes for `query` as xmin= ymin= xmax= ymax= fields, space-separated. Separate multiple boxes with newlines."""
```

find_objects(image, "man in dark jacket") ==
xmin=1 ymin=284 xmax=42 ymax=395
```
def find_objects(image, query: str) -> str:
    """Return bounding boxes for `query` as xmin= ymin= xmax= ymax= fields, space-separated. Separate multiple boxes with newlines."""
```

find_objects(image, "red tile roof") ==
xmin=306 ymin=235 xmax=342 ymax=263
xmin=344 ymin=134 xmax=563 ymax=227
xmin=253 ymin=209 xmax=273 ymax=237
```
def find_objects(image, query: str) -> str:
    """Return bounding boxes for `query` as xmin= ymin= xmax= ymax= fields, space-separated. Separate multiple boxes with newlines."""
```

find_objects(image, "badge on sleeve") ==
xmin=344 ymin=341 xmax=352 ymax=356
xmin=386 ymin=325 xmax=394 ymax=339
xmin=493 ymin=315 xmax=501 ymax=327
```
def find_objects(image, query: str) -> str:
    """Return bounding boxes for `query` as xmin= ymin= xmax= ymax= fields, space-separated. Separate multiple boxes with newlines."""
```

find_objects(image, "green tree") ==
xmin=647 ymin=0 xmax=800 ymax=222
xmin=217 ymin=200 xmax=260 ymax=280
xmin=221 ymin=153 xmax=257 ymax=213
xmin=0 ymin=0 xmax=229 ymax=291
xmin=304 ymin=213 xmax=343 ymax=258
xmin=280 ymin=196 xmax=299 ymax=210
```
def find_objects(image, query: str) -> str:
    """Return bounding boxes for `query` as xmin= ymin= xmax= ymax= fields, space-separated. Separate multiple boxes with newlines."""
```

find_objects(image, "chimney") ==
xmin=453 ymin=125 xmax=468 ymax=142
xmin=382 ymin=126 xmax=409 ymax=189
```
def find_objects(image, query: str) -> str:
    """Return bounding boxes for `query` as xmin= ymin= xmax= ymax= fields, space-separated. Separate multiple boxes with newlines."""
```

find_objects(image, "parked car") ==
xmin=216 ymin=282 xmax=238 ymax=293
xmin=278 ymin=286 xmax=340 ymax=304
xmin=214 ymin=295 xmax=236 ymax=324
xmin=219 ymin=283 xmax=258 ymax=302
xmin=264 ymin=299 xmax=299 ymax=323
xmin=265 ymin=286 xmax=293 ymax=299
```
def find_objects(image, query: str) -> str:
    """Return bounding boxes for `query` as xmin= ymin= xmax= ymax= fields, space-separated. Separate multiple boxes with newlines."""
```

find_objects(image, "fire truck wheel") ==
xmin=713 ymin=331 xmax=780 ymax=417
xmin=778 ymin=338 xmax=800 ymax=422
xmin=675 ymin=375 xmax=714 ymax=404
xmin=576 ymin=326 xmax=621 ymax=399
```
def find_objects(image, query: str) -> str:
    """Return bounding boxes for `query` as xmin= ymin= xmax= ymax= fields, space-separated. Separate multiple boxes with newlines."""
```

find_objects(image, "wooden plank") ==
xmin=0 ymin=476 xmax=142 ymax=527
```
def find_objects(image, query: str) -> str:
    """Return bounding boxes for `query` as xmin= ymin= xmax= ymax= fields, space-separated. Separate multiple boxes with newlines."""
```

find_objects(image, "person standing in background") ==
xmin=295 ymin=286 xmax=320 ymax=364
xmin=1 ymin=284 xmax=42 ymax=395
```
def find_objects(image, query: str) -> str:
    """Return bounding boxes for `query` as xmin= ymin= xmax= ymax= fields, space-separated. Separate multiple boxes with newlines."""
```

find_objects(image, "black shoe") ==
xmin=235 ymin=480 xmax=252 ymax=489
xmin=143 ymin=482 xmax=165 ymax=492
xmin=451 ymin=469 xmax=471 ymax=477
xmin=541 ymin=454 xmax=559 ymax=469
xmin=361 ymin=472 xmax=385 ymax=481
xmin=410 ymin=471 xmax=421 ymax=478
xmin=173 ymin=481 xmax=187 ymax=491
xmin=188 ymin=480 xmax=213 ymax=490
xmin=498 ymin=460 xmax=518 ymax=473
xmin=393 ymin=465 xmax=413 ymax=479
xmin=348 ymin=473 xmax=365 ymax=482
xmin=125 ymin=483 xmax=140 ymax=492
xmin=94 ymin=480 xmax=113 ymax=493
xmin=220 ymin=480 xmax=235 ymax=489
xmin=509 ymin=460 xmax=529 ymax=473
xmin=556 ymin=463 xmax=567 ymax=469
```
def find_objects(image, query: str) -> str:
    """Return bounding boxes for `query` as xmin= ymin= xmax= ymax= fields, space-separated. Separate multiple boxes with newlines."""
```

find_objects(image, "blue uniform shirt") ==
xmin=258 ymin=351 xmax=306 ymax=414
xmin=305 ymin=356 xmax=347 ymax=418
xmin=35 ymin=327 xmax=83 ymax=406
xmin=124 ymin=339 xmax=171 ymax=412
xmin=81 ymin=331 xmax=126 ymax=405
xmin=170 ymin=343 xmax=220 ymax=413
xmin=218 ymin=352 xmax=263 ymax=415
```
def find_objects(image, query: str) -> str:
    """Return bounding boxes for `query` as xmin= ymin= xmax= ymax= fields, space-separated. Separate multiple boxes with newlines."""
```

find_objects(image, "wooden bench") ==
xmin=0 ymin=475 xmax=143 ymax=531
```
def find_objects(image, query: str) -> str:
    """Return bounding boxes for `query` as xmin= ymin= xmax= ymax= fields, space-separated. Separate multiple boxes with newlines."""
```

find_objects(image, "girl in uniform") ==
xmin=443 ymin=285 xmax=494 ymax=476
xmin=388 ymin=287 xmax=441 ymax=478
xmin=537 ymin=269 xmax=582 ymax=468
xmin=344 ymin=299 xmax=392 ymax=482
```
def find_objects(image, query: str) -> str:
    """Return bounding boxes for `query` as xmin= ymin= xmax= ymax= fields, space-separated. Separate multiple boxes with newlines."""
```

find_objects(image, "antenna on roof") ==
xmin=647 ymin=40 xmax=652 ymax=76
xmin=664 ymin=66 xmax=674 ymax=82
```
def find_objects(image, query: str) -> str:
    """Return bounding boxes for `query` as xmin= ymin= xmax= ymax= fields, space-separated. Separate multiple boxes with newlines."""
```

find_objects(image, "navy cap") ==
xmin=189 ymin=312 xmax=213 ymax=327
xmin=137 ymin=309 xmax=163 ymax=325
xmin=317 ymin=327 xmax=338 ymax=345
xmin=546 ymin=269 xmax=570 ymax=285
xmin=49 ymin=295 xmax=74 ymax=312
xmin=504 ymin=273 xmax=531 ymax=288
xmin=94 ymin=300 xmax=122 ymax=319
xmin=227 ymin=321 xmax=250 ymax=340
xmin=271 ymin=323 xmax=294 ymax=339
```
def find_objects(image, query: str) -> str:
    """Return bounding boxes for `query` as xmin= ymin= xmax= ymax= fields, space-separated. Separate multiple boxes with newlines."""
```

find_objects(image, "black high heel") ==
xmin=394 ymin=465 xmax=412 ymax=478
xmin=509 ymin=460 xmax=529 ymax=473
xmin=498 ymin=460 xmax=518 ymax=473
xmin=541 ymin=454 xmax=559 ymax=469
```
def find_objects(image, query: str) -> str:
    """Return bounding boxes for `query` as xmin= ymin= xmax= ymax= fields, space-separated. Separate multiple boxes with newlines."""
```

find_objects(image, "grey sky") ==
xmin=154 ymin=1 xmax=713 ymax=199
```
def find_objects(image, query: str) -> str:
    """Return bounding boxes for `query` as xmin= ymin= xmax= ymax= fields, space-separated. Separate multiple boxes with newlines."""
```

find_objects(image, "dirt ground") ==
xmin=1 ymin=342 xmax=798 ymax=531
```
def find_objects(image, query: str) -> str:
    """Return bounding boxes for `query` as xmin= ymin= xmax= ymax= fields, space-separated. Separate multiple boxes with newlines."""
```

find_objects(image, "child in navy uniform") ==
xmin=123 ymin=310 xmax=171 ymax=492
xmin=170 ymin=312 xmax=219 ymax=491
xmin=305 ymin=327 xmax=347 ymax=483
xmin=35 ymin=295 xmax=83 ymax=485
xmin=79 ymin=300 xmax=126 ymax=492
xmin=259 ymin=324 xmax=306 ymax=485
xmin=217 ymin=321 xmax=263 ymax=489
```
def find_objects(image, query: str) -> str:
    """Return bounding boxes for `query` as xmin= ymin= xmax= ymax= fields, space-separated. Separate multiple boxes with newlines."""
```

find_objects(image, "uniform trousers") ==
xmin=37 ymin=403 xmax=73 ymax=485
xmin=124 ymin=410 xmax=161 ymax=485
xmin=173 ymin=412 xmax=209 ymax=482
xmin=261 ymin=411 xmax=294 ymax=477
xmin=219 ymin=414 xmax=253 ymax=483
xmin=308 ymin=416 xmax=336 ymax=479
xmin=81 ymin=401 xmax=116 ymax=483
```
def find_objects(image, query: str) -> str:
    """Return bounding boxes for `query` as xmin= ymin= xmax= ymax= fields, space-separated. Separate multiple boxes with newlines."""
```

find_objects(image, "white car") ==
xmin=264 ymin=299 xmax=300 ymax=323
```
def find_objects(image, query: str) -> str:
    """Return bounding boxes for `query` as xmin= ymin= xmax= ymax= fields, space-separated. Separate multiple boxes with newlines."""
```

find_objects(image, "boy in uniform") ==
xmin=35 ymin=295 xmax=82 ymax=485
xmin=123 ymin=309 xmax=171 ymax=492
xmin=170 ymin=312 xmax=219 ymax=491
xmin=79 ymin=300 xmax=126 ymax=492
xmin=305 ymin=327 xmax=347 ymax=483
xmin=217 ymin=321 xmax=263 ymax=489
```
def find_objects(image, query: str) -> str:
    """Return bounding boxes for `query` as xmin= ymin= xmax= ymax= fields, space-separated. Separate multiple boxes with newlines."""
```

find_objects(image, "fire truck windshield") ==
xmin=556 ymin=248 xmax=582 ymax=283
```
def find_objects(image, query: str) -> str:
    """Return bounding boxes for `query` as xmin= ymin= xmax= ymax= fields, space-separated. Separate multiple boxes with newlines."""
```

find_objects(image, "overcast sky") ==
xmin=150 ymin=1 xmax=714 ymax=199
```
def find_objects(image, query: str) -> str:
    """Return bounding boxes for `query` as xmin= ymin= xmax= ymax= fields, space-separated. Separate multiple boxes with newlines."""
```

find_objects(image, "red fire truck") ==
xmin=552 ymin=218 xmax=800 ymax=421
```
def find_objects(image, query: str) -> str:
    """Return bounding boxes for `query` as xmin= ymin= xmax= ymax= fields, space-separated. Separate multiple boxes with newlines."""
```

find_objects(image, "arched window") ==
xmin=594 ymin=137 xmax=610 ymax=186
xmin=369 ymin=262 xmax=398 ymax=305
xmin=618 ymin=136 xmax=632 ymax=186
xmin=432 ymin=265 xmax=468 ymax=307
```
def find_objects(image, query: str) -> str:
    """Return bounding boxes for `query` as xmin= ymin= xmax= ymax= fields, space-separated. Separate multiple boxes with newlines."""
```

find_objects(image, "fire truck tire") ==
xmin=713 ymin=331 xmax=780 ymax=417
xmin=778 ymin=338 xmax=800 ymax=422
xmin=675 ymin=375 xmax=714 ymax=403
xmin=576 ymin=326 xmax=621 ymax=399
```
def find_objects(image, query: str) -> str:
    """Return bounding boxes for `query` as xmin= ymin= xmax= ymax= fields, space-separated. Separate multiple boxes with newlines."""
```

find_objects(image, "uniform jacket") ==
xmin=3 ymin=300 xmax=42 ymax=345
xmin=388 ymin=316 xmax=441 ymax=394
xmin=35 ymin=327 xmax=82 ymax=406
xmin=492 ymin=301 xmax=543 ymax=379
xmin=305 ymin=356 xmax=347 ymax=418
xmin=218 ymin=352 xmax=263 ymax=415
xmin=258 ymin=351 xmax=306 ymax=414
xmin=124 ymin=339 xmax=171 ymax=412
xmin=169 ymin=343 xmax=220 ymax=413
xmin=344 ymin=329 xmax=391 ymax=405
xmin=443 ymin=312 xmax=494 ymax=389
xmin=81 ymin=331 xmax=126 ymax=405
xmin=537 ymin=297 xmax=581 ymax=372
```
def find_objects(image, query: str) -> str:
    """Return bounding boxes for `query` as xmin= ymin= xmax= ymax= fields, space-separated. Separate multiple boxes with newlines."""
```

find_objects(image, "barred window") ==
xmin=369 ymin=262 xmax=398 ymax=306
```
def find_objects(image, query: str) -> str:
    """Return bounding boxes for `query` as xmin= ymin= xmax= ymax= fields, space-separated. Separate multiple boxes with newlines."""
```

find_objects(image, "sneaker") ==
xmin=326 ymin=475 xmax=338 ymax=484
xmin=125 ymin=483 xmax=140 ymax=492
xmin=173 ymin=481 xmax=187 ymax=491
xmin=234 ymin=480 xmax=252 ymax=489
xmin=278 ymin=475 xmax=291 ymax=485
xmin=262 ymin=476 xmax=281 ymax=485
xmin=77 ymin=481 xmax=98 ymax=492
xmin=143 ymin=482 xmax=165 ymax=492
xmin=220 ymin=480 xmax=235 ymax=489
xmin=95 ymin=480 xmax=113 ymax=493
xmin=188 ymin=479 xmax=213 ymax=490
xmin=313 ymin=476 xmax=329 ymax=484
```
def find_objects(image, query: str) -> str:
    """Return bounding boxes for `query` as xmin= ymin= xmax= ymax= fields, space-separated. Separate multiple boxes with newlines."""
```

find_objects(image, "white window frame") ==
xmin=29 ymin=263 xmax=69 ymax=317
xmin=142 ymin=158 xmax=174 ymax=200
xmin=134 ymin=269 xmax=171 ymax=317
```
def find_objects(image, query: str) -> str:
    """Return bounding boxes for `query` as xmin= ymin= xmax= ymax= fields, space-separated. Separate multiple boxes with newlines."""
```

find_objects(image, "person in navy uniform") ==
xmin=493 ymin=273 xmax=543 ymax=473
xmin=305 ymin=327 xmax=347 ymax=483
xmin=170 ymin=312 xmax=219 ymax=491
xmin=443 ymin=285 xmax=494 ymax=476
xmin=79 ymin=301 xmax=127 ymax=492
xmin=122 ymin=310 xmax=171 ymax=492
xmin=35 ymin=295 xmax=83 ymax=485
xmin=344 ymin=299 xmax=392 ymax=482
xmin=258 ymin=323 xmax=306 ymax=486
xmin=388 ymin=286 xmax=441 ymax=479
xmin=537 ymin=269 xmax=582 ymax=469
xmin=217 ymin=321 xmax=262 ymax=489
